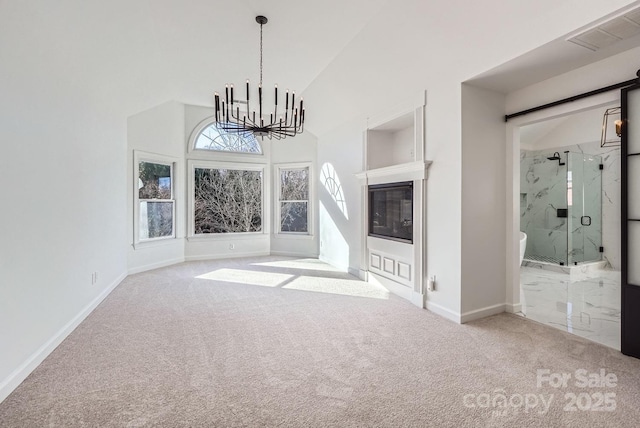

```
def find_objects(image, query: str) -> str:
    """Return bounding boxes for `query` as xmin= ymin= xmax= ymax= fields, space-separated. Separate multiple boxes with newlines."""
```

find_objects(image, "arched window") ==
xmin=194 ymin=122 xmax=262 ymax=154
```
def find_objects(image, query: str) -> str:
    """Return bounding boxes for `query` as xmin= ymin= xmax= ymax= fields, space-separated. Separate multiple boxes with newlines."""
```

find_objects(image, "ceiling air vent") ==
xmin=568 ymin=9 xmax=640 ymax=51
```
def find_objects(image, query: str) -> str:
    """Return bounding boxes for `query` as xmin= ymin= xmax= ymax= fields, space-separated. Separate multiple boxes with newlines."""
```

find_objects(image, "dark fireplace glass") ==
xmin=368 ymin=182 xmax=413 ymax=243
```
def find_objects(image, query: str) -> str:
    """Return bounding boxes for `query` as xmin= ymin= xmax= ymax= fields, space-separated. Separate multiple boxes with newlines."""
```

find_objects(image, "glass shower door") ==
xmin=568 ymin=153 xmax=602 ymax=264
xmin=521 ymin=153 xmax=568 ymax=265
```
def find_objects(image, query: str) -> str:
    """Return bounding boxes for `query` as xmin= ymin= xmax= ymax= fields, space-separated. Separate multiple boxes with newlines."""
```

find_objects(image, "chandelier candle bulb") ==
xmin=275 ymin=85 xmax=278 ymax=106
xmin=230 ymin=85 xmax=234 ymax=104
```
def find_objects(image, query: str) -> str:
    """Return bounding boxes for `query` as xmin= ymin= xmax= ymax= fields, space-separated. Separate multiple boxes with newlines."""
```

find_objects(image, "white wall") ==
xmin=127 ymin=101 xmax=186 ymax=273
xmin=318 ymin=121 xmax=363 ymax=272
xmin=460 ymin=84 xmax=507 ymax=319
xmin=0 ymin=1 xmax=172 ymax=402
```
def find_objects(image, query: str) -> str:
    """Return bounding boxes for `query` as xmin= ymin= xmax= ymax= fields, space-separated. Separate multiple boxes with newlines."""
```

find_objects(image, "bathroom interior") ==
xmin=518 ymin=103 xmax=622 ymax=350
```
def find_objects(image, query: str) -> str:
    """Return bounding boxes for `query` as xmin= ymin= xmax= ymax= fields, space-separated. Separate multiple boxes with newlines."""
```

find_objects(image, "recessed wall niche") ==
xmin=366 ymin=112 xmax=415 ymax=169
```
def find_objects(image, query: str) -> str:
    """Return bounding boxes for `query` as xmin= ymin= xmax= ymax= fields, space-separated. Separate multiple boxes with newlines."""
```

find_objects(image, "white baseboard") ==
xmin=460 ymin=303 xmax=506 ymax=324
xmin=368 ymin=272 xmax=413 ymax=302
xmin=185 ymin=251 xmax=270 ymax=262
xmin=347 ymin=267 xmax=360 ymax=278
xmin=318 ymin=255 xmax=349 ymax=273
xmin=425 ymin=300 xmax=462 ymax=323
xmin=270 ymin=251 xmax=319 ymax=258
xmin=0 ymin=272 xmax=127 ymax=404
xmin=127 ymin=257 xmax=185 ymax=275
xmin=505 ymin=302 xmax=522 ymax=314
xmin=410 ymin=291 xmax=425 ymax=309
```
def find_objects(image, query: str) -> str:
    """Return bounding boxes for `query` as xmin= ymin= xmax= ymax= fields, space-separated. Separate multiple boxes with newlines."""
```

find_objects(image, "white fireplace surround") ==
xmin=356 ymin=160 xmax=432 ymax=307
xmin=356 ymin=96 xmax=431 ymax=308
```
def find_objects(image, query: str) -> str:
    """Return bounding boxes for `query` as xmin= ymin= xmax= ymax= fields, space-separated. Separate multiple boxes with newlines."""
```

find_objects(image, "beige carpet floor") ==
xmin=1 ymin=256 xmax=639 ymax=427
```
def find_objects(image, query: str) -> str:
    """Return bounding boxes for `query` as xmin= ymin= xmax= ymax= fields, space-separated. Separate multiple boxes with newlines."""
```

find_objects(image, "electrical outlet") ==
xmin=427 ymin=275 xmax=436 ymax=292
xmin=229 ymin=243 xmax=235 ymax=250
xmin=91 ymin=272 xmax=98 ymax=285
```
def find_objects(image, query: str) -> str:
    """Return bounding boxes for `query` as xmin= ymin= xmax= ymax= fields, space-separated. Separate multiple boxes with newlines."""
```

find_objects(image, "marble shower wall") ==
xmin=521 ymin=141 xmax=620 ymax=269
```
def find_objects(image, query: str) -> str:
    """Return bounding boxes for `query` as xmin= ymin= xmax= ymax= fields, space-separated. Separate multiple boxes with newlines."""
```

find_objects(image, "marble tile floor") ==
xmin=519 ymin=266 xmax=621 ymax=350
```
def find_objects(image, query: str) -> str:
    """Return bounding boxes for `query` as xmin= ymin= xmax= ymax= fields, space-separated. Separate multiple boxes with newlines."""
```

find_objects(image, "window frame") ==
xmin=187 ymin=117 xmax=265 ymax=161
xmin=133 ymin=151 xmax=177 ymax=248
xmin=187 ymin=160 xmax=269 ymax=239
xmin=274 ymin=162 xmax=314 ymax=238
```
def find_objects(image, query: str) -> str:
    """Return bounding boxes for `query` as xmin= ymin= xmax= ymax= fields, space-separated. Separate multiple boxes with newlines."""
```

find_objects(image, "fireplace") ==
xmin=368 ymin=181 xmax=413 ymax=243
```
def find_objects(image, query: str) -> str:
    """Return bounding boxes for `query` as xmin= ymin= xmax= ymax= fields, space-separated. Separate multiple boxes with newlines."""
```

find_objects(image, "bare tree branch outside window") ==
xmin=194 ymin=168 xmax=262 ymax=233
xmin=280 ymin=168 xmax=309 ymax=233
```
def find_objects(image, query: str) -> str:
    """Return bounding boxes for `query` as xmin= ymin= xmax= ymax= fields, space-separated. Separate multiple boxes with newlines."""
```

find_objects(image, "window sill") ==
xmin=273 ymin=233 xmax=315 ymax=241
xmin=133 ymin=236 xmax=179 ymax=250
xmin=187 ymin=232 xmax=268 ymax=242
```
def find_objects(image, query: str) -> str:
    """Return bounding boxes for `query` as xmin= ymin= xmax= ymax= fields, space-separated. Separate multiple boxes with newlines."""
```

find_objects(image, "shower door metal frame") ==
xmin=621 ymin=83 xmax=640 ymax=358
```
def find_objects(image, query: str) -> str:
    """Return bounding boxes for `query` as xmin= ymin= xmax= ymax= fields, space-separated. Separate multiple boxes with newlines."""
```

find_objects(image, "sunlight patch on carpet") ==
xmin=196 ymin=269 xmax=294 ymax=287
xmin=251 ymin=259 xmax=342 ymax=272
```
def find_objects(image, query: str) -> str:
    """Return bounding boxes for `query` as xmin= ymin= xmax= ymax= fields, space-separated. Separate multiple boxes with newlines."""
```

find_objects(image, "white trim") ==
xmin=185 ymin=251 xmax=270 ymax=262
xmin=348 ymin=267 xmax=361 ymax=278
xmin=187 ymin=232 xmax=267 ymax=242
xmin=187 ymin=160 xmax=269 ymax=238
xmin=272 ymin=233 xmax=314 ymax=241
xmin=133 ymin=151 xmax=178 ymax=247
xmin=356 ymin=160 xmax=432 ymax=184
xmin=274 ymin=162 xmax=314 ymax=237
xmin=505 ymin=302 xmax=523 ymax=314
xmin=368 ymin=271 xmax=413 ymax=301
xmin=270 ymin=250 xmax=319 ymax=258
xmin=425 ymin=300 xmax=462 ymax=323
xmin=127 ymin=257 xmax=186 ymax=275
xmin=410 ymin=291 xmax=425 ymax=308
xmin=0 ymin=272 xmax=126 ymax=404
xmin=187 ymin=116 xmax=266 ymax=163
xmin=460 ymin=303 xmax=506 ymax=324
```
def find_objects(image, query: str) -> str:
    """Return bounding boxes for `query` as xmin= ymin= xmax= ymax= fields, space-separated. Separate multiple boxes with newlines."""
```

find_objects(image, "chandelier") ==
xmin=214 ymin=16 xmax=305 ymax=140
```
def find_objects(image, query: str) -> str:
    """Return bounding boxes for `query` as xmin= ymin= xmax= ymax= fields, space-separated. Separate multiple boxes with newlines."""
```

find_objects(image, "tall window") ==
xmin=138 ymin=160 xmax=175 ymax=241
xmin=278 ymin=166 xmax=309 ymax=233
xmin=193 ymin=167 xmax=263 ymax=234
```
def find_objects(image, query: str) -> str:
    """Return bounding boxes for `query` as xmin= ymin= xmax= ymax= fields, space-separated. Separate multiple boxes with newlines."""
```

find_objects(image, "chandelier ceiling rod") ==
xmin=213 ymin=15 xmax=305 ymax=140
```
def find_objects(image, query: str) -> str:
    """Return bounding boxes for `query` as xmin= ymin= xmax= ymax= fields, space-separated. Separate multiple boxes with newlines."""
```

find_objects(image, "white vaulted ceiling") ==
xmin=139 ymin=0 xmax=390 ymax=108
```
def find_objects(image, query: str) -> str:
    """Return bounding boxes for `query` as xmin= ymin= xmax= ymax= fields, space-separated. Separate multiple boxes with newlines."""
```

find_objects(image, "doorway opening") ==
xmin=517 ymin=104 xmax=622 ymax=350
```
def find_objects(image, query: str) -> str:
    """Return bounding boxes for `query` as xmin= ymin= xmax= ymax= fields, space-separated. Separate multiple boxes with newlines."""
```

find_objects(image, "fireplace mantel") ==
xmin=356 ymin=160 xmax=432 ymax=185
